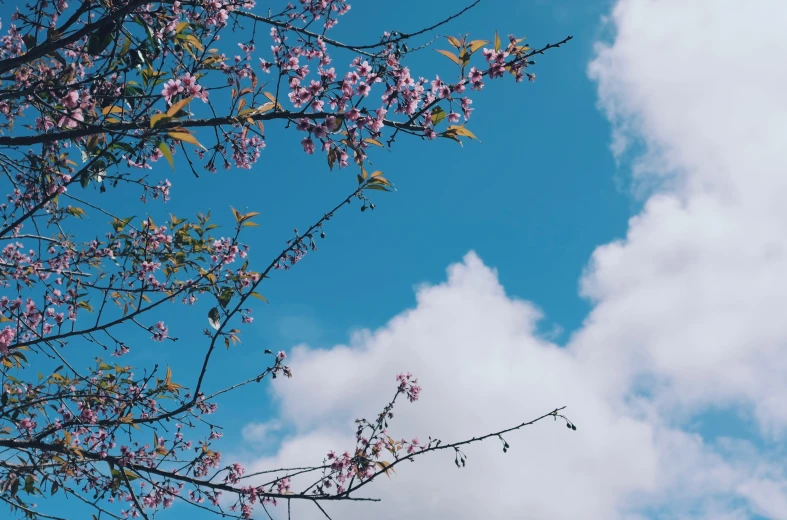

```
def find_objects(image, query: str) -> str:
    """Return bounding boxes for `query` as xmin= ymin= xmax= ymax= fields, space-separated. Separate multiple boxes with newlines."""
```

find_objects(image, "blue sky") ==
xmin=5 ymin=0 xmax=787 ymax=518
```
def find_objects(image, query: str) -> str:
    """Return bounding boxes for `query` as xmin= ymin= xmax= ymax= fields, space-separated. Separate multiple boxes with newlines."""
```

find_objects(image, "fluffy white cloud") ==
xmin=237 ymin=0 xmax=787 ymax=518
xmin=584 ymin=0 xmax=787 ymax=437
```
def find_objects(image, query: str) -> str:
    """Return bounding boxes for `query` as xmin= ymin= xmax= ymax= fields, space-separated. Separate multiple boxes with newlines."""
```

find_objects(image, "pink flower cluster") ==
xmin=0 ymin=325 xmax=15 ymax=354
xmin=211 ymin=237 xmax=240 ymax=265
xmin=152 ymin=321 xmax=169 ymax=342
xmin=396 ymin=372 xmax=421 ymax=402
xmin=162 ymin=73 xmax=209 ymax=105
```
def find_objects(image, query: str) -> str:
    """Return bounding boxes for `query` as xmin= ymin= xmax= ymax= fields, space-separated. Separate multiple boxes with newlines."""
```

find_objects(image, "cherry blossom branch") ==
xmin=0 ymin=0 xmax=149 ymax=75
xmin=0 ymin=110 xmax=415 ymax=147
xmin=121 ymin=468 xmax=151 ymax=520
xmin=193 ymin=181 xmax=367 ymax=397
xmin=234 ymin=0 xmax=480 ymax=54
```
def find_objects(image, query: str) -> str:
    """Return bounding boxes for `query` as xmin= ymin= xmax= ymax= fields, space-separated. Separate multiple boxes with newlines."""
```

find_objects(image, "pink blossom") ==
xmin=0 ymin=325 xmax=16 ymax=354
xmin=161 ymin=79 xmax=184 ymax=105
xmin=313 ymin=124 xmax=328 ymax=139
xmin=57 ymin=108 xmax=83 ymax=129
xmin=62 ymin=90 xmax=79 ymax=109
xmin=152 ymin=321 xmax=168 ymax=342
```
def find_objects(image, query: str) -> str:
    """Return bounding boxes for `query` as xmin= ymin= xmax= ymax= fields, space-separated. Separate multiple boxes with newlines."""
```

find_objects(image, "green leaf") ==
xmin=109 ymin=142 xmax=135 ymax=154
xmin=430 ymin=106 xmax=447 ymax=126
xmin=112 ymin=216 xmax=135 ymax=232
xmin=87 ymin=24 xmax=115 ymax=56
xmin=494 ymin=30 xmax=501 ymax=51
xmin=110 ymin=469 xmax=139 ymax=481
xmin=217 ymin=288 xmax=233 ymax=309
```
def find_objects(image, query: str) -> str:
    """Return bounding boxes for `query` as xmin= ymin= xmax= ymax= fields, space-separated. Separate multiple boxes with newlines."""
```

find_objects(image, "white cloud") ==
xmin=242 ymin=420 xmax=283 ymax=445
xmin=237 ymin=0 xmax=787 ymax=518
xmin=584 ymin=0 xmax=787 ymax=434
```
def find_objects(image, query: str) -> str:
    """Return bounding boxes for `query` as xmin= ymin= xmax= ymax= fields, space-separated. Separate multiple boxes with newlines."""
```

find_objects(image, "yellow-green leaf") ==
xmin=242 ymin=211 xmax=260 ymax=220
xmin=445 ymin=35 xmax=461 ymax=49
xmin=446 ymin=124 xmax=478 ymax=140
xmin=436 ymin=49 xmax=461 ymax=66
xmin=257 ymin=102 xmax=277 ymax=114
xmin=468 ymin=39 xmax=489 ymax=53
xmin=494 ymin=30 xmax=501 ymax=51
xmin=157 ymin=142 xmax=174 ymax=170
xmin=167 ymin=131 xmax=205 ymax=149
xmin=375 ymin=460 xmax=396 ymax=479
xmin=262 ymin=92 xmax=279 ymax=108
xmin=102 ymin=105 xmax=124 ymax=116
xmin=176 ymin=33 xmax=204 ymax=51
xmin=250 ymin=292 xmax=268 ymax=303
xmin=370 ymin=175 xmax=390 ymax=185
xmin=66 ymin=206 xmax=87 ymax=218
xmin=167 ymin=96 xmax=193 ymax=117
xmin=431 ymin=106 xmax=447 ymax=126
xmin=150 ymin=113 xmax=172 ymax=129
